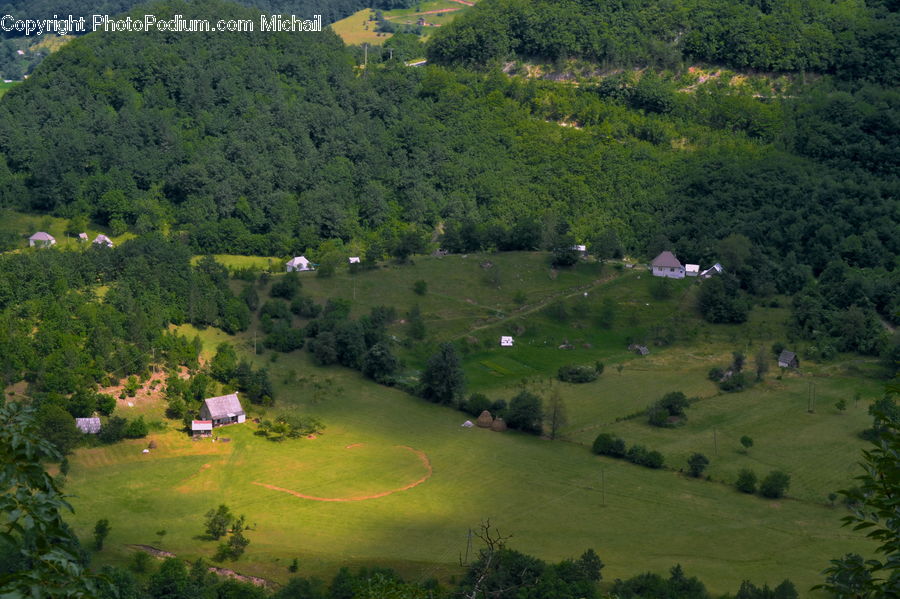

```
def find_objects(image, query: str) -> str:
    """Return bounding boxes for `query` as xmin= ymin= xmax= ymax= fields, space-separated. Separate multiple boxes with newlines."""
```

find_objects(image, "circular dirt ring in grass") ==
xmin=251 ymin=445 xmax=432 ymax=502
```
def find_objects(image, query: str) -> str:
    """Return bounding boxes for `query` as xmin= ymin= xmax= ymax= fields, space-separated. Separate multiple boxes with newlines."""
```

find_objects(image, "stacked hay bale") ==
xmin=476 ymin=410 xmax=493 ymax=428
xmin=490 ymin=417 xmax=507 ymax=432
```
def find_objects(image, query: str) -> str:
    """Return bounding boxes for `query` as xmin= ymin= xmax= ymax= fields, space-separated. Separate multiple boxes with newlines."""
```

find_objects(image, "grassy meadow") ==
xmin=329 ymin=0 xmax=477 ymax=47
xmin=61 ymin=251 xmax=889 ymax=594
xmin=0 ymin=81 xmax=18 ymax=99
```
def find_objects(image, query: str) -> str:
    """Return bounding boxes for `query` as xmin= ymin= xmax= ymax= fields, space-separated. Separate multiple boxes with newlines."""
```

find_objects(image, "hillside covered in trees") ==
xmin=0 ymin=0 xmax=897 ymax=351
xmin=427 ymin=0 xmax=900 ymax=83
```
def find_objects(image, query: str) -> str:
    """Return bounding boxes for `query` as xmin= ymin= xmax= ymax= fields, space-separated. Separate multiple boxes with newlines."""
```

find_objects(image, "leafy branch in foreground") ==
xmin=816 ymin=389 xmax=900 ymax=597
xmin=0 ymin=401 xmax=107 ymax=597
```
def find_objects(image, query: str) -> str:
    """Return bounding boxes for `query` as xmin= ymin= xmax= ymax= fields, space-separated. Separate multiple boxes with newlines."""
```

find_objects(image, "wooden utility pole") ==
xmin=714 ymin=428 xmax=718 ymax=456
xmin=601 ymin=469 xmax=606 ymax=507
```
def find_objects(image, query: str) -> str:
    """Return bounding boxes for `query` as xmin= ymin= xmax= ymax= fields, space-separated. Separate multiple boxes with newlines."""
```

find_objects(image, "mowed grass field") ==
xmin=329 ymin=0 xmax=477 ymax=47
xmin=0 ymin=81 xmax=18 ymax=99
xmin=67 ymin=355 xmax=879 ymax=596
xmin=62 ymin=252 xmax=888 ymax=594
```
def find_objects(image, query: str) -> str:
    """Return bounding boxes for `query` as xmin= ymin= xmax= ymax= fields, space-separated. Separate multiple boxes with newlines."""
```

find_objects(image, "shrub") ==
xmin=557 ymin=364 xmax=599 ymax=383
xmin=270 ymin=272 xmax=301 ymax=300
xmin=626 ymin=444 xmax=665 ymax=469
xmin=290 ymin=295 xmax=321 ymax=318
xmin=592 ymin=433 xmax=626 ymax=458
xmin=124 ymin=416 xmax=148 ymax=439
xmin=505 ymin=391 xmax=543 ymax=434
xmin=465 ymin=393 xmax=492 ymax=417
xmin=719 ymin=372 xmax=748 ymax=392
xmin=760 ymin=471 xmax=791 ymax=499
xmin=708 ymin=367 xmax=724 ymax=382
xmin=735 ymin=468 xmax=757 ymax=494
xmin=687 ymin=453 xmax=709 ymax=478
xmin=412 ymin=280 xmax=427 ymax=295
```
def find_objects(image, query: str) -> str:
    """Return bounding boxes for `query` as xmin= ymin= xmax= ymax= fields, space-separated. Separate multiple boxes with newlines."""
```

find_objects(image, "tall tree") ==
xmin=420 ymin=343 xmax=465 ymax=406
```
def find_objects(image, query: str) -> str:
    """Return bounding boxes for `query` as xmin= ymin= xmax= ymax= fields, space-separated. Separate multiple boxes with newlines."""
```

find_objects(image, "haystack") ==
xmin=476 ymin=410 xmax=493 ymax=428
xmin=490 ymin=417 xmax=507 ymax=432
xmin=148 ymin=440 xmax=157 ymax=449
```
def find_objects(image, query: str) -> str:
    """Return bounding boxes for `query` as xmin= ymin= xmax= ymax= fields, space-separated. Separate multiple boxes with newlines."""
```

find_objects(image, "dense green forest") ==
xmin=427 ymin=0 xmax=900 ymax=84
xmin=0 ymin=0 xmax=416 ymax=78
xmin=0 ymin=0 xmax=896 ymax=359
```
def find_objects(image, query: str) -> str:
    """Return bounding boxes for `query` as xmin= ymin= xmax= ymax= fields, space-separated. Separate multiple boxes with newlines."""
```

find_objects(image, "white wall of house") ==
xmin=652 ymin=266 xmax=685 ymax=279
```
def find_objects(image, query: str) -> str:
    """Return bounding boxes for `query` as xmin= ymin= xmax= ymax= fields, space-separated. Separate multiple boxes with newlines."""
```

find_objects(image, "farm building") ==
xmin=191 ymin=420 xmax=213 ymax=437
xmin=93 ymin=234 xmax=114 ymax=248
xmin=700 ymin=263 xmax=724 ymax=278
xmin=650 ymin=251 xmax=685 ymax=279
xmin=628 ymin=344 xmax=650 ymax=356
xmin=286 ymin=256 xmax=312 ymax=272
xmin=199 ymin=393 xmax=246 ymax=427
xmin=571 ymin=244 xmax=587 ymax=255
xmin=75 ymin=417 xmax=101 ymax=434
xmin=685 ymin=264 xmax=700 ymax=277
xmin=348 ymin=256 xmax=360 ymax=264
xmin=28 ymin=232 xmax=56 ymax=247
xmin=500 ymin=336 xmax=514 ymax=347
xmin=778 ymin=350 xmax=799 ymax=369
xmin=77 ymin=232 xmax=88 ymax=242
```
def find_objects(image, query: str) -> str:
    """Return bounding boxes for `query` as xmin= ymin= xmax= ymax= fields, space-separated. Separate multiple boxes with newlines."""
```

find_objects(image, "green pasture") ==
xmin=66 ymin=349 xmax=876 ymax=594
xmin=329 ymin=0 xmax=476 ymax=47
xmin=0 ymin=209 xmax=133 ymax=251
xmin=0 ymin=80 xmax=18 ymax=99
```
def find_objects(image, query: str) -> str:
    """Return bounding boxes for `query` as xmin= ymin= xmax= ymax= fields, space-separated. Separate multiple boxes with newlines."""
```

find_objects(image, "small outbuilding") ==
xmin=461 ymin=420 xmax=474 ymax=428
xmin=286 ymin=256 xmax=312 ymax=272
xmin=650 ymin=251 xmax=685 ymax=279
xmin=191 ymin=420 xmax=213 ymax=437
xmin=348 ymin=256 xmax=361 ymax=264
xmin=29 ymin=232 xmax=56 ymax=247
xmin=500 ymin=336 xmax=514 ymax=347
xmin=75 ymin=417 xmax=101 ymax=434
xmin=93 ymin=234 xmax=114 ymax=248
xmin=700 ymin=263 xmax=724 ymax=278
xmin=476 ymin=410 xmax=493 ymax=428
xmin=77 ymin=232 xmax=88 ymax=242
xmin=778 ymin=350 xmax=799 ymax=369
xmin=199 ymin=393 xmax=246 ymax=427
xmin=571 ymin=244 xmax=587 ymax=255
xmin=685 ymin=264 xmax=700 ymax=277
xmin=628 ymin=343 xmax=650 ymax=356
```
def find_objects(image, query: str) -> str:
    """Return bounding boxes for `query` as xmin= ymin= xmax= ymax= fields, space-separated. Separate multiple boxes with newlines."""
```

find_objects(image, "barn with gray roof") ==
xmin=199 ymin=393 xmax=246 ymax=427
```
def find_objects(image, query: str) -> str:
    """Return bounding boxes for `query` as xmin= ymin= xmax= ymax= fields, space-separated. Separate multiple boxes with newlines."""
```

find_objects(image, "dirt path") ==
xmin=385 ymin=7 xmax=460 ymax=19
xmin=451 ymin=268 xmax=626 ymax=341
xmin=251 ymin=446 xmax=432 ymax=502
xmin=448 ymin=0 xmax=475 ymax=5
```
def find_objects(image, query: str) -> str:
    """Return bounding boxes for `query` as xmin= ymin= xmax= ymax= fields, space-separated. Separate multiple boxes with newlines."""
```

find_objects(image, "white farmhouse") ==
xmin=650 ymin=251 xmax=685 ymax=279
xmin=286 ymin=256 xmax=312 ymax=272
xmin=28 ymin=232 xmax=56 ymax=247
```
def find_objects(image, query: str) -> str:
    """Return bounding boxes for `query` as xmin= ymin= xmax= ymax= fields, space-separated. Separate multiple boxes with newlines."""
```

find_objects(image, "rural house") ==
xmin=778 ymin=350 xmax=799 ymax=369
xmin=286 ymin=256 xmax=312 ymax=272
xmin=571 ymin=244 xmax=587 ymax=256
xmin=651 ymin=251 xmax=685 ymax=279
xmin=93 ymin=234 xmax=114 ymax=248
xmin=77 ymin=232 xmax=88 ymax=242
xmin=191 ymin=420 xmax=213 ymax=437
xmin=28 ymin=232 xmax=56 ymax=247
xmin=500 ymin=336 xmax=514 ymax=347
xmin=75 ymin=417 xmax=101 ymax=434
xmin=700 ymin=263 xmax=724 ymax=278
xmin=199 ymin=393 xmax=246 ymax=427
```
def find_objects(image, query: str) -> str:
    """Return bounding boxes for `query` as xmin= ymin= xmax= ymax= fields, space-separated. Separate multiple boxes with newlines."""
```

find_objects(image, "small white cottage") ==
xmin=700 ymin=263 xmax=724 ymax=278
xmin=685 ymin=264 xmax=700 ymax=277
xmin=28 ymin=232 xmax=56 ymax=247
xmin=93 ymin=234 xmax=114 ymax=248
xmin=286 ymin=256 xmax=312 ymax=272
xmin=348 ymin=256 xmax=361 ymax=264
xmin=500 ymin=336 xmax=514 ymax=347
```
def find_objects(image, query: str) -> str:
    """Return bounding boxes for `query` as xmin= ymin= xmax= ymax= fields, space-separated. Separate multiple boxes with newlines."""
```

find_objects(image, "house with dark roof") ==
xmin=650 ymin=251 xmax=685 ymax=279
xmin=199 ymin=393 xmax=245 ymax=427
xmin=29 ymin=232 xmax=56 ymax=247
xmin=778 ymin=350 xmax=799 ymax=369
xmin=75 ymin=417 xmax=102 ymax=434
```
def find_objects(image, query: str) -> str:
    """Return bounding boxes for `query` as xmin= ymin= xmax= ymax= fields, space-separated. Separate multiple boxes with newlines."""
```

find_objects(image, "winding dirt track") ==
xmin=251 ymin=446 xmax=432 ymax=502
